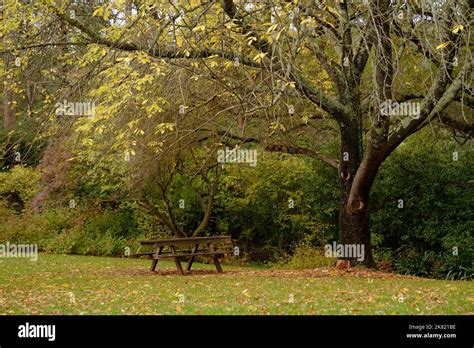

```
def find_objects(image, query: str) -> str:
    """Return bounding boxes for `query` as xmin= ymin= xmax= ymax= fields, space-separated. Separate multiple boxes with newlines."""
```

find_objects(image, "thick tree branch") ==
xmin=264 ymin=144 xmax=339 ymax=169
xmin=385 ymin=59 xmax=473 ymax=157
xmin=198 ymin=130 xmax=339 ymax=169
xmin=137 ymin=201 xmax=185 ymax=237
xmin=192 ymin=167 xmax=219 ymax=237
xmin=0 ymin=41 xmax=89 ymax=54
xmin=347 ymin=0 xmax=393 ymax=214
xmin=439 ymin=113 xmax=474 ymax=137
xmin=219 ymin=0 xmax=349 ymax=121
xmin=51 ymin=5 xmax=349 ymax=122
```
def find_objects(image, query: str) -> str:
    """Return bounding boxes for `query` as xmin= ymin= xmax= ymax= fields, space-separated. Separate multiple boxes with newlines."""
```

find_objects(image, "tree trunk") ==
xmin=3 ymin=50 xmax=16 ymax=131
xmin=335 ymin=0 xmax=393 ymax=269
xmin=2 ymin=0 xmax=16 ymax=132
xmin=2 ymin=42 xmax=17 ymax=168
xmin=3 ymin=83 xmax=16 ymax=131
xmin=339 ymin=182 xmax=375 ymax=268
xmin=337 ymin=122 xmax=375 ymax=268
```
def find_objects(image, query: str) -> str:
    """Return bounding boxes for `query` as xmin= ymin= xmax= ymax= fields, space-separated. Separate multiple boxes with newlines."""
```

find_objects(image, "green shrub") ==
xmin=274 ymin=241 xmax=335 ymax=270
xmin=216 ymin=151 xmax=337 ymax=261
xmin=43 ymin=227 xmax=128 ymax=257
xmin=0 ymin=208 xmax=74 ymax=247
xmin=84 ymin=208 xmax=138 ymax=239
xmin=0 ymin=166 xmax=40 ymax=212
xmin=438 ymin=224 xmax=473 ymax=280
xmin=0 ymin=117 xmax=47 ymax=169
xmin=394 ymin=250 xmax=437 ymax=278
xmin=0 ymin=206 xmax=139 ymax=257
xmin=43 ymin=226 xmax=89 ymax=255
xmin=371 ymin=129 xmax=473 ymax=279
xmin=373 ymin=248 xmax=394 ymax=272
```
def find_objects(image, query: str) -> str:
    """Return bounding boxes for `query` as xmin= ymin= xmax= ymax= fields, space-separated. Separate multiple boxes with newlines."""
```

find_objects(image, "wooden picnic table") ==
xmin=136 ymin=236 xmax=231 ymax=275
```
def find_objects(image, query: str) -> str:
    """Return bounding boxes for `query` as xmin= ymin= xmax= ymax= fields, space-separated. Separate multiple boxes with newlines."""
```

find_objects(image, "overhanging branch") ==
xmin=264 ymin=144 xmax=339 ymax=169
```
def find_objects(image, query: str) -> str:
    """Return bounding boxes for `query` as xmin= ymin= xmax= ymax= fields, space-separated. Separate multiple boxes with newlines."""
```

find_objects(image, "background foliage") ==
xmin=1 ymin=127 xmax=472 ymax=279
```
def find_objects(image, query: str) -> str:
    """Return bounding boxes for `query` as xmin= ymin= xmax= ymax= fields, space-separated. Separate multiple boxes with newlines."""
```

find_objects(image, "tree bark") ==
xmin=337 ymin=122 xmax=375 ymax=268
xmin=339 ymin=180 xmax=375 ymax=268
xmin=335 ymin=0 xmax=394 ymax=268
xmin=3 ymin=82 xmax=16 ymax=131
xmin=2 ymin=25 xmax=17 ymax=168
xmin=3 ymin=46 xmax=16 ymax=131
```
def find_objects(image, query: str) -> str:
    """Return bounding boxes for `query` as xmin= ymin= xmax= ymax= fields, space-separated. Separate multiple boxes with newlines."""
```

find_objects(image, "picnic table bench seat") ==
xmin=134 ymin=236 xmax=232 ymax=275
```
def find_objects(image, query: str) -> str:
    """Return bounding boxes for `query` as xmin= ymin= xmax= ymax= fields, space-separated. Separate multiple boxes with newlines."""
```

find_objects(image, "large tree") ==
xmin=2 ymin=0 xmax=472 ymax=266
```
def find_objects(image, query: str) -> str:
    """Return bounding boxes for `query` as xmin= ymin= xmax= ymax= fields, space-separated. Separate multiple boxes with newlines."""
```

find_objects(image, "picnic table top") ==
xmin=139 ymin=235 xmax=231 ymax=246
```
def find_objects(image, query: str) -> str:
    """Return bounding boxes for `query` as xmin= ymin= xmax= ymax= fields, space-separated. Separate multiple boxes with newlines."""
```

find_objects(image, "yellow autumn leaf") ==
xmin=192 ymin=25 xmax=205 ymax=32
xmin=92 ymin=7 xmax=103 ymax=17
xmin=266 ymin=24 xmax=278 ymax=34
xmin=103 ymin=9 xmax=111 ymax=21
xmin=247 ymin=36 xmax=257 ymax=45
xmin=324 ymin=5 xmax=340 ymax=17
xmin=452 ymin=25 xmax=464 ymax=34
xmin=436 ymin=42 xmax=450 ymax=50
xmin=253 ymin=52 xmax=267 ymax=63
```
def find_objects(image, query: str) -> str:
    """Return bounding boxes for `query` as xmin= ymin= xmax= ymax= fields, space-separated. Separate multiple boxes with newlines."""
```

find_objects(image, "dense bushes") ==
xmin=41 ymin=207 xmax=142 ymax=256
xmin=0 ymin=166 xmax=40 ymax=212
xmin=215 ymin=151 xmax=337 ymax=262
xmin=0 ymin=117 xmax=47 ymax=169
xmin=370 ymin=131 xmax=473 ymax=279
xmin=0 ymin=175 xmax=149 ymax=256
xmin=273 ymin=240 xmax=335 ymax=269
xmin=0 ymin=206 xmax=150 ymax=257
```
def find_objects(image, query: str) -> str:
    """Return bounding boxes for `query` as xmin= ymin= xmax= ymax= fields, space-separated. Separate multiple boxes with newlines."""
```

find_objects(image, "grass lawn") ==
xmin=0 ymin=254 xmax=472 ymax=315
